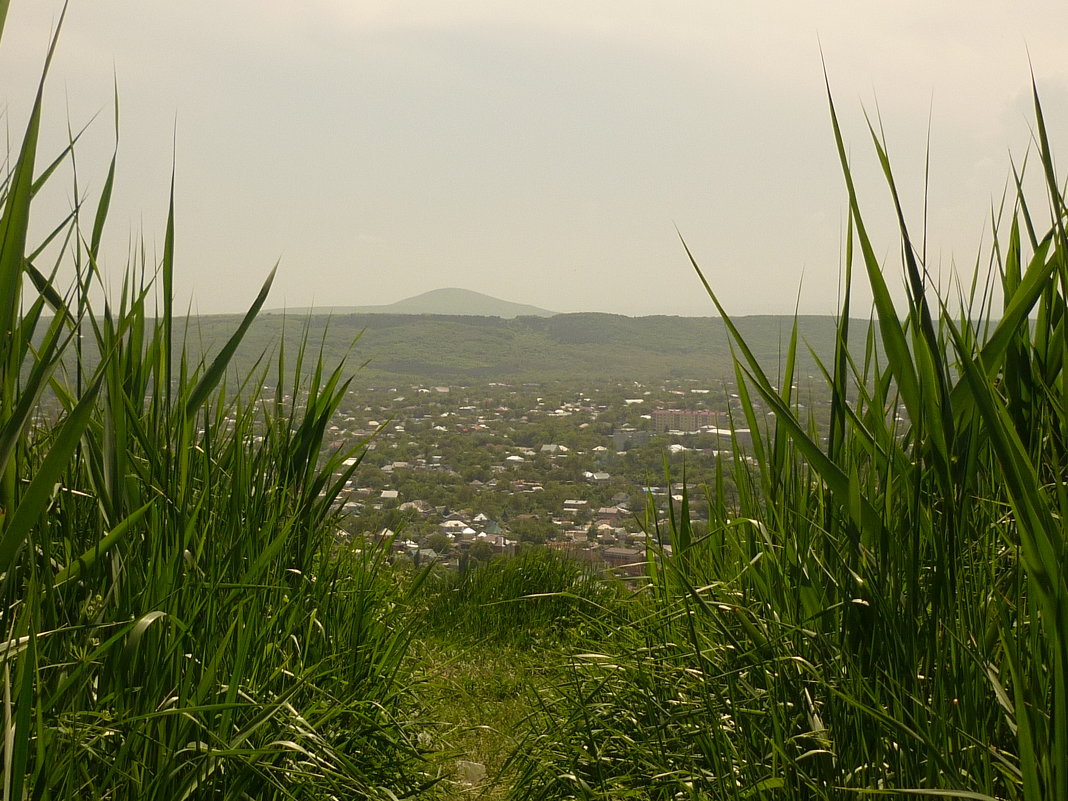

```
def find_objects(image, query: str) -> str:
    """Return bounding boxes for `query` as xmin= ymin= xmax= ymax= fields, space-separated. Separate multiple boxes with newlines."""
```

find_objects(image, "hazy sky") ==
xmin=4 ymin=2 xmax=1067 ymax=316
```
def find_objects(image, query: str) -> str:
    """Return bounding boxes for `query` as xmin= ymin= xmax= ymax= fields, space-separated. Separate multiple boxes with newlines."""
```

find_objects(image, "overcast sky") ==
xmin=4 ymin=2 xmax=1067 ymax=316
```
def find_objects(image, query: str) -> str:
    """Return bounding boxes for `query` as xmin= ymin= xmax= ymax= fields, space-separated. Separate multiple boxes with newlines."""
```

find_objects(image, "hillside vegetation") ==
xmin=191 ymin=312 xmax=853 ymax=384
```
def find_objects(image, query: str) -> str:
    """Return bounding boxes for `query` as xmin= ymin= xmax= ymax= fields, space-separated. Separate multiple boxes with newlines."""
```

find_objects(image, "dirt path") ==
xmin=410 ymin=637 xmax=545 ymax=799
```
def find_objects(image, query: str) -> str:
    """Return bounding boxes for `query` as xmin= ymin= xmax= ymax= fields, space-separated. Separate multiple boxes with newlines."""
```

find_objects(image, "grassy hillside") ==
xmin=186 ymin=311 xmax=861 ymax=385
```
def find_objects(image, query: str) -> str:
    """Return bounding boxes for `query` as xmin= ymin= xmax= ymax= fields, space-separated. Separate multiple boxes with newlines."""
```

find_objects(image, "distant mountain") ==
xmin=268 ymin=288 xmax=556 ymax=319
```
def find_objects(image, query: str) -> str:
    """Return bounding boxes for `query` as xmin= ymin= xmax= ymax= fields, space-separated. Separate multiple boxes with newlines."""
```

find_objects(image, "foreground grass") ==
xmin=1 ymin=11 xmax=431 ymax=798
xmin=507 ymin=85 xmax=1068 ymax=800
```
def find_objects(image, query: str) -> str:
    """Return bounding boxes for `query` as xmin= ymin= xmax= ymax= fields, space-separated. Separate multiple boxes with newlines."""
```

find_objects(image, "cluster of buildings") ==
xmin=322 ymin=381 xmax=743 ymax=578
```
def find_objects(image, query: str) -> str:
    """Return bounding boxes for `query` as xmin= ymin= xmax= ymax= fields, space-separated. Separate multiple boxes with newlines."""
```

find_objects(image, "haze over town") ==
xmin=4 ymin=3 xmax=1067 ymax=317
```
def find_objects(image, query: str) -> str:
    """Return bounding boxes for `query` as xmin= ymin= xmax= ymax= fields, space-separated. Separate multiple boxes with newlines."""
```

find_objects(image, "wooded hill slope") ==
xmin=182 ymin=312 xmax=865 ymax=385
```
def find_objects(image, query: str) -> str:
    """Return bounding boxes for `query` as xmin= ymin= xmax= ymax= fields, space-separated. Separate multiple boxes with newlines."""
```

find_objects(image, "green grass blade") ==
xmin=739 ymin=362 xmax=882 ymax=538
xmin=0 ymin=3 xmax=67 ymax=323
xmin=183 ymin=265 xmax=276 ymax=421
xmin=0 ymin=0 xmax=10 ymax=44
xmin=0 ymin=311 xmax=73 ymax=479
xmin=162 ymin=157 xmax=176 ymax=406
xmin=5 ymin=617 xmax=36 ymax=801
xmin=0 ymin=373 xmax=102 ymax=572
xmin=824 ymin=76 xmax=923 ymax=430
xmin=53 ymin=500 xmax=153 ymax=585
xmin=89 ymin=92 xmax=118 ymax=259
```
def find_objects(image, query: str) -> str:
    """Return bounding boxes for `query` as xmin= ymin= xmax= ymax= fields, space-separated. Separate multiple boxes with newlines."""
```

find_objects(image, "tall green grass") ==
xmin=421 ymin=548 xmax=619 ymax=645
xmin=0 ymin=12 xmax=429 ymax=799
xmin=512 ymin=84 xmax=1067 ymax=800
